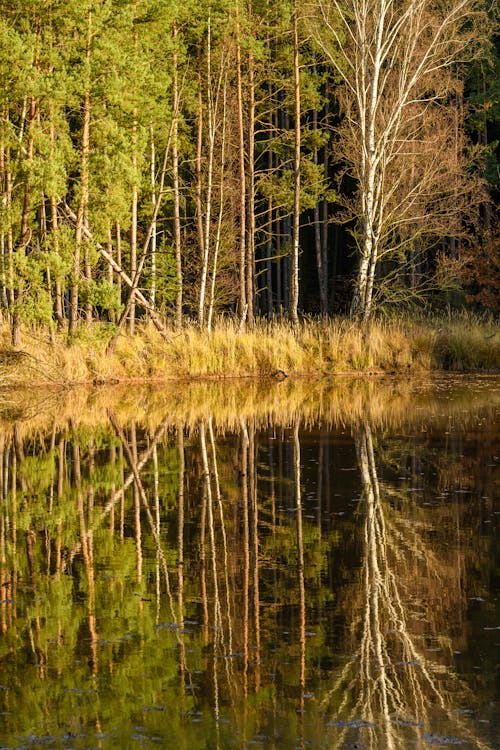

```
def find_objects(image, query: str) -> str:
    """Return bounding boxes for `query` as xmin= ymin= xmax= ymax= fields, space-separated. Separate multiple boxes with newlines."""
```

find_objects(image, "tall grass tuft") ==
xmin=0 ymin=312 xmax=497 ymax=387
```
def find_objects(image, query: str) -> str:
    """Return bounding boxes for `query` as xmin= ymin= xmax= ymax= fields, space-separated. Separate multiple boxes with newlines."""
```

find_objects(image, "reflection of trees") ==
xmin=320 ymin=421 xmax=492 ymax=750
xmin=0 ymin=395 xmax=496 ymax=749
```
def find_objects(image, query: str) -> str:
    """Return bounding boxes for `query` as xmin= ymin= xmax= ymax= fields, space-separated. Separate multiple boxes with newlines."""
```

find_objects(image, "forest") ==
xmin=0 ymin=0 xmax=499 ymax=348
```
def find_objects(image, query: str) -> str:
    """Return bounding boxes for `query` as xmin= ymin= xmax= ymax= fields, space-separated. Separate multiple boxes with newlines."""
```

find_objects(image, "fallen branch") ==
xmin=60 ymin=202 xmax=172 ymax=342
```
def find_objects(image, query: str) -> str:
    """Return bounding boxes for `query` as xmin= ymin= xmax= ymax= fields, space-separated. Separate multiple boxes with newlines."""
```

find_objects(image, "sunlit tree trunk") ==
xmin=236 ymin=11 xmax=247 ymax=325
xmin=290 ymin=4 xmax=301 ymax=325
xmin=49 ymin=195 xmax=64 ymax=326
xmin=246 ymin=40 xmax=256 ymax=325
xmin=129 ymin=118 xmax=138 ymax=335
xmin=116 ymin=220 xmax=122 ymax=302
xmin=150 ymin=126 xmax=157 ymax=311
xmin=207 ymin=75 xmax=228 ymax=334
xmin=0 ymin=119 xmax=14 ymax=324
xmin=195 ymin=66 xmax=205 ymax=289
xmin=13 ymin=95 xmax=37 ymax=346
xmin=198 ymin=19 xmax=215 ymax=327
xmin=312 ymin=63 xmax=328 ymax=315
xmin=172 ymin=26 xmax=183 ymax=329
xmin=70 ymin=9 xmax=92 ymax=336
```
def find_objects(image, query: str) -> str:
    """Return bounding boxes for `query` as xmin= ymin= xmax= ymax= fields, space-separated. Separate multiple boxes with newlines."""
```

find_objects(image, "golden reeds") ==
xmin=0 ymin=313 xmax=497 ymax=388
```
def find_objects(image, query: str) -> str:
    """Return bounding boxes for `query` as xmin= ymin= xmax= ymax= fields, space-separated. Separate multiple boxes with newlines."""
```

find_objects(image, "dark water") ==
xmin=0 ymin=377 xmax=498 ymax=750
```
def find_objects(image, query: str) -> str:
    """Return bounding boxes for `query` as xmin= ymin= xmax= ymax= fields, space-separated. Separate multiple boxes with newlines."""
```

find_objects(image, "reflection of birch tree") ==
xmin=321 ymin=422 xmax=492 ymax=750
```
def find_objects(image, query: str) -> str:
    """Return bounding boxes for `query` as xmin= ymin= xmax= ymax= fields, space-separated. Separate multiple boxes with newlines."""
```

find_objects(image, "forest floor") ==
xmin=0 ymin=315 xmax=498 ymax=388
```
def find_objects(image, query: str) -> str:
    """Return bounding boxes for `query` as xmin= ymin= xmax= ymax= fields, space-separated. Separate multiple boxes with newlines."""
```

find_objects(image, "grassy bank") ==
xmin=0 ymin=314 xmax=498 ymax=387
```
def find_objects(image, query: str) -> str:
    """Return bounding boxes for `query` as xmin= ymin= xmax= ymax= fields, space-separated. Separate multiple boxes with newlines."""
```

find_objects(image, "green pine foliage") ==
xmin=0 ymin=0 xmax=498 ymax=344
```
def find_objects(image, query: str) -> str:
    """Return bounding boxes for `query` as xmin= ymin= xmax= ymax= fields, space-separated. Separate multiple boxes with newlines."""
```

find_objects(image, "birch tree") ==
xmin=309 ymin=0 xmax=488 ymax=319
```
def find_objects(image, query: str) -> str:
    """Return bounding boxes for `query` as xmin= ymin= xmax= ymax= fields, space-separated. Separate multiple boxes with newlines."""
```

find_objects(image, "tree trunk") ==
xmin=13 ymin=95 xmax=37 ymax=346
xmin=312 ymin=64 xmax=327 ymax=315
xmin=172 ymin=26 xmax=183 ymax=329
xmin=195 ymin=65 xmax=205 ymax=313
xmin=207 ymin=76 xmax=228 ymax=333
xmin=246 ymin=37 xmax=256 ymax=326
xmin=50 ymin=196 xmax=64 ymax=326
xmin=106 ymin=226 xmax=116 ymax=323
xmin=290 ymin=7 xmax=300 ymax=326
xmin=129 ymin=116 xmax=138 ymax=335
xmin=150 ymin=127 xmax=157 ymax=310
xmin=0 ymin=118 xmax=13 ymax=322
xmin=236 ymin=14 xmax=247 ymax=326
xmin=70 ymin=9 xmax=92 ymax=337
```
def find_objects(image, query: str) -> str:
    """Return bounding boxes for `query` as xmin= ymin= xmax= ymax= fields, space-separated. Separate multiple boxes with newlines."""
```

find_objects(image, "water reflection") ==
xmin=0 ymin=378 xmax=498 ymax=749
xmin=324 ymin=420 xmax=492 ymax=750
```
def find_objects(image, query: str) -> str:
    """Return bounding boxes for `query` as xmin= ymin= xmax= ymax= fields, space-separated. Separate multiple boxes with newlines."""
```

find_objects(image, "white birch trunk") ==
xmin=312 ymin=0 xmax=484 ymax=319
xmin=198 ymin=17 xmax=214 ymax=327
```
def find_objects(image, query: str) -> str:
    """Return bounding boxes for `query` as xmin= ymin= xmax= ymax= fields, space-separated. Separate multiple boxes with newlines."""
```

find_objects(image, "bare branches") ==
xmin=308 ymin=0 xmax=489 ymax=317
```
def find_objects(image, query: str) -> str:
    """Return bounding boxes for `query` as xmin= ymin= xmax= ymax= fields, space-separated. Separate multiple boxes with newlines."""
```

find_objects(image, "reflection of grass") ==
xmin=1 ymin=373 xmax=499 ymax=440
xmin=0 ymin=313 xmax=497 ymax=387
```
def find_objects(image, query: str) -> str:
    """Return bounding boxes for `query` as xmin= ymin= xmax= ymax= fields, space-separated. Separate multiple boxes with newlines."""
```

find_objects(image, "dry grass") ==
xmin=0 ymin=313 xmax=497 ymax=387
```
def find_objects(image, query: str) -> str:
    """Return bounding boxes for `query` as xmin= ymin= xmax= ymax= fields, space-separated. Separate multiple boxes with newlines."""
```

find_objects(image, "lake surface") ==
xmin=0 ymin=376 xmax=498 ymax=750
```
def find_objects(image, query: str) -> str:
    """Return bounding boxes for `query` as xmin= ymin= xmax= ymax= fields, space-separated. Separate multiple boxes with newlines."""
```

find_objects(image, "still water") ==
xmin=0 ymin=376 xmax=498 ymax=750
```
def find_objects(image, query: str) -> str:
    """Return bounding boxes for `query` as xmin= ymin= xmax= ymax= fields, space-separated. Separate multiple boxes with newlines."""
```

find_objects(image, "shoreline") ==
xmin=2 ymin=368 xmax=499 ymax=393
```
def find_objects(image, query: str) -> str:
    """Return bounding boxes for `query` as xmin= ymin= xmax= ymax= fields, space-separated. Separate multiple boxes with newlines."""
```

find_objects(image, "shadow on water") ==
xmin=0 ymin=376 xmax=498 ymax=749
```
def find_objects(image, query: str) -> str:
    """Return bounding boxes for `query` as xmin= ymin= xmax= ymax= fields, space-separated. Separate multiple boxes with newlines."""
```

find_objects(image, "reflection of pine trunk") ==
xmin=208 ymin=417 xmax=233 ymax=661
xmin=1 ymin=435 xmax=14 ymax=634
xmin=131 ymin=422 xmax=143 ymax=583
xmin=249 ymin=421 xmax=260 ymax=691
xmin=74 ymin=443 xmax=98 ymax=677
xmin=294 ymin=422 xmax=306 ymax=711
xmin=153 ymin=443 xmax=160 ymax=612
xmin=199 ymin=461 xmax=209 ymax=638
xmin=236 ymin=15 xmax=247 ymax=324
xmin=240 ymin=417 xmax=250 ymax=704
xmin=176 ymin=427 xmax=186 ymax=686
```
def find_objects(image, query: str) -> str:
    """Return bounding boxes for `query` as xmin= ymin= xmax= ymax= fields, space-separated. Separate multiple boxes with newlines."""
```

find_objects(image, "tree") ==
xmin=309 ymin=0 xmax=489 ymax=319
xmin=290 ymin=2 xmax=301 ymax=325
